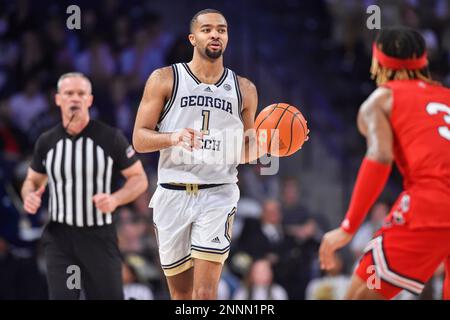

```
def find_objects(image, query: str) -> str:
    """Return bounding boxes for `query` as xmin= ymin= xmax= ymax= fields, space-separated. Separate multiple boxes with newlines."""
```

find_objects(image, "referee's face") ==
xmin=55 ymin=77 xmax=93 ymax=121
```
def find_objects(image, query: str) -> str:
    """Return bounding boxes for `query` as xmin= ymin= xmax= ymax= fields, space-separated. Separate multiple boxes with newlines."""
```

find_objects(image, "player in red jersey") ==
xmin=319 ymin=27 xmax=450 ymax=299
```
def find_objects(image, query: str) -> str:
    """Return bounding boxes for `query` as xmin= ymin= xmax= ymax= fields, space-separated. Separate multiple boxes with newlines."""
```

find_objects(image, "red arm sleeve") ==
xmin=340 ymin=157 xmax=392 ymax=234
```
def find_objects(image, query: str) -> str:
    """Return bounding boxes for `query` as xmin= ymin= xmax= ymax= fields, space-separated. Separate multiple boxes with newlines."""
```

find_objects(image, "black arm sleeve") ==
xmin=111 ymin=130 xmax=139 ymax=170
xmin=30 ymin=135 xmax=47 ymax=174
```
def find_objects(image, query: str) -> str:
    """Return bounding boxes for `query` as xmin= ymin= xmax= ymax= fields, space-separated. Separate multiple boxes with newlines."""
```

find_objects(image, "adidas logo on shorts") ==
xmin=211 ymin=236 xmax=221 ymax=243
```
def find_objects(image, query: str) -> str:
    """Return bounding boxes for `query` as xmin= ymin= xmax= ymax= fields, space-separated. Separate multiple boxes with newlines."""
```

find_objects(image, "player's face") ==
xmin=190 ymin=13 xmax=228 ymax=60
xmin=55 ymin=77 xmax=93 ymax=119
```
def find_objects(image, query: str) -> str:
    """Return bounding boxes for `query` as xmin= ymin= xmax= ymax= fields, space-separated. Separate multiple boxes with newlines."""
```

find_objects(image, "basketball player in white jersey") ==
xmin=133 ymin=9 xmax=261 ymax=300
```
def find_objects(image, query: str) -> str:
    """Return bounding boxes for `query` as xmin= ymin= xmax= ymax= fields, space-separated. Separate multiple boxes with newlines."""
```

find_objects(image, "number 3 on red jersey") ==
xmin=426 ymin=102 xmax=450 ymax=141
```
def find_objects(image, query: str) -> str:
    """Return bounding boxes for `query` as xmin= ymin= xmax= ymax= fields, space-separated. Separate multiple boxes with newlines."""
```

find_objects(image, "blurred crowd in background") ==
xmin=0 ymin=0 xmax=449 ymax=300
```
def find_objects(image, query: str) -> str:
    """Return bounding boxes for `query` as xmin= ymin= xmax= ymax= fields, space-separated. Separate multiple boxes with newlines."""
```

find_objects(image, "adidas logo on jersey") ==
xmin=204 ymin=86 xmax=213 ymax=92
xmin=211 ymin=236 xmax=221 ymax=243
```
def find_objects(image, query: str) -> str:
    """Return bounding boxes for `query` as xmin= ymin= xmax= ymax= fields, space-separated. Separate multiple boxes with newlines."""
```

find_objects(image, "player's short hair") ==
xmin=190 ymin=8 xmax=226 ymax=33
xmin=57 ymin=72 xmax=92 ymax=93
xmin=372 ymin=27 xmax=434 ymax=85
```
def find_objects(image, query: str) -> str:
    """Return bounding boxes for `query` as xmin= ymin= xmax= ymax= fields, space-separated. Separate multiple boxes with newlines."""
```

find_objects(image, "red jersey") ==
xmin=383 ymin=79 xmax=450 ymax=228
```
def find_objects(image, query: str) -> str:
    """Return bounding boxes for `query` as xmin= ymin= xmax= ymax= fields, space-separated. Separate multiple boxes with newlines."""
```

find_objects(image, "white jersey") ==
xmin=157 ymin=63 xmax=244 ymax=184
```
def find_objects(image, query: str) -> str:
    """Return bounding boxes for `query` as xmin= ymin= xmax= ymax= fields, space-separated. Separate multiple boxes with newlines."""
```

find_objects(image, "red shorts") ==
xmin=355 ymin=223 xmax=450 ymax=299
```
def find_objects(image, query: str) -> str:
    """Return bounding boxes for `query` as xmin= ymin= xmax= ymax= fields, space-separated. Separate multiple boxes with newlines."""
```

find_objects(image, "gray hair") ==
xmin=57 ymin=72 xmax=92 ymax=93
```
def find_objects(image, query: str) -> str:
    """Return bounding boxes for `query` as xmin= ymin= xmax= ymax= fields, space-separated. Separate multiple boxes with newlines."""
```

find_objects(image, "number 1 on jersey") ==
xmin=201 ymin=110 xmax=210 ymax=135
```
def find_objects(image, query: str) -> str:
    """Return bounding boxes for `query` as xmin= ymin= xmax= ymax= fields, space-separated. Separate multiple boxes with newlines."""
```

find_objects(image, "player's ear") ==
xmin=188 ymin=33 xmax=196 ymax=47
xmin=87 ymin=94 xmax=94 ymax=108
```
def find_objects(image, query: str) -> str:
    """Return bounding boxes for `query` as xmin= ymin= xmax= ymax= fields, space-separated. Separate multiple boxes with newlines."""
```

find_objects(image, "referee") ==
xmin=21 ymin=72 xmax=148 ymax=300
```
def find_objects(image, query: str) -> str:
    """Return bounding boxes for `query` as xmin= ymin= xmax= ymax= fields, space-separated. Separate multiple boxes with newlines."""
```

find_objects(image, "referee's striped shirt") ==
xmin=30 ymin=120 xmax=139 ymax=227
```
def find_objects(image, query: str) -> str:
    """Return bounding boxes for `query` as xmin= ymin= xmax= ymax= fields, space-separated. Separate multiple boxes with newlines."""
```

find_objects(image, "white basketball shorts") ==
xmin=149 ymin=183 xmax=239 ymax=276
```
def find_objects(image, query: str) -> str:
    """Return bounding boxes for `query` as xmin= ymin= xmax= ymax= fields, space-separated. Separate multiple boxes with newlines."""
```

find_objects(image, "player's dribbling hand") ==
xmin=93 ymin=193 xmax=118 ymax=213
xmin=23 ymin=185 xmax=46 ymax=214
xmin=319 ymin=227 xmax=353 ymax=271
xmin=170 ymin=128 xmax=203 ymax=151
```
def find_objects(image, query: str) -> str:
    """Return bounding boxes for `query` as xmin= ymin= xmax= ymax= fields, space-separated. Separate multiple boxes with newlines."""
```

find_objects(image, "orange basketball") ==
xmin=254 ymin=103 xmax=309 ymax=157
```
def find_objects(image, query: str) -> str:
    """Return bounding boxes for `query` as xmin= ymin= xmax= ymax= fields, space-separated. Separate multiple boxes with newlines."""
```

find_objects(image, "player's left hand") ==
xmin=319 ymin=227 xmax=353 ymax=271
xmin=93 ymin=193 xmax=118 ymax=213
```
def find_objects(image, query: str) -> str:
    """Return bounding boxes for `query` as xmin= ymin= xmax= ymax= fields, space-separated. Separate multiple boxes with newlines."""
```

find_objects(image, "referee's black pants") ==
xmin=41 ymin=222 xmax=124 ymax=300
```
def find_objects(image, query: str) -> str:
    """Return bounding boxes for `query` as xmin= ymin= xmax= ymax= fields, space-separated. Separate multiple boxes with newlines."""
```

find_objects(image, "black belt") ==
xmin=160 ymin=183 xmax=225 ymax=192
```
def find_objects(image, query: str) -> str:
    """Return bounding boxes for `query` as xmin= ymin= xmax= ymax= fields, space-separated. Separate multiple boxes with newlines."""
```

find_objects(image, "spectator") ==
xmin=239 ymin=164 xmax=280 ymax=203
xmin=122 ymin=254 xmax=154 ymax=300
xmin=0 ymin=100 xmax=29 ymax=159
xmin=110 ymin=76 xmax=133 ymax=139
xmin=233 ymin=258 xmax=288 ymax=300
xmin=75 ymin=36 xmax=116 ymax=83
xmin=120 ymin=14 xmax=172 ymax=92
xmin=117 ymin=209 xmax=149 ymax=255
xmin=8 ymin=78 xmax=49 ymax=134
xmin=282 ymin=177 xmax=325 ymax=242
xmin=0 ymin=237 xmax=48 ymax=299
xmin=305 ymin=253 xmax=350 ymax=300
xmin=350 ymin=201 xmax=389 ymax=261
xmin=17 ymin=30 xmax=51 ymax=80
xmin=234 ymin=199 xmax=285 ymax=262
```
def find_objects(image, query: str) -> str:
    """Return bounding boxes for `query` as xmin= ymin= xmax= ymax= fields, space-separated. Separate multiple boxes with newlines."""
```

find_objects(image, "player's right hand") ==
xmin=23 ymin=185 xmax=45 ymax=214
xmin=319 ymin=227 xmax=353 ymax=271
xmin=170 ymin=128 xmax=203 ymax=151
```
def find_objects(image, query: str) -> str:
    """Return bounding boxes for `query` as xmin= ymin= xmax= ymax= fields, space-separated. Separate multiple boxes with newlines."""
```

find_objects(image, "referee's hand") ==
xmin=93 ymin=193 xmax=118 ymax=213
xmin=23 ymin=185 xmax=45 ymax=214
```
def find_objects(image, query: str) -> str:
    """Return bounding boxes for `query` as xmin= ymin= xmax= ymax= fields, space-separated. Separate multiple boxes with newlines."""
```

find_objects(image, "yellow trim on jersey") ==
xmin=191 ymin=249 xmax=230 ymax=264
xmin=225 ymin=207 xmax=236 ymax=243
xmin=163 ymin=259 xmax=194 ymax=277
